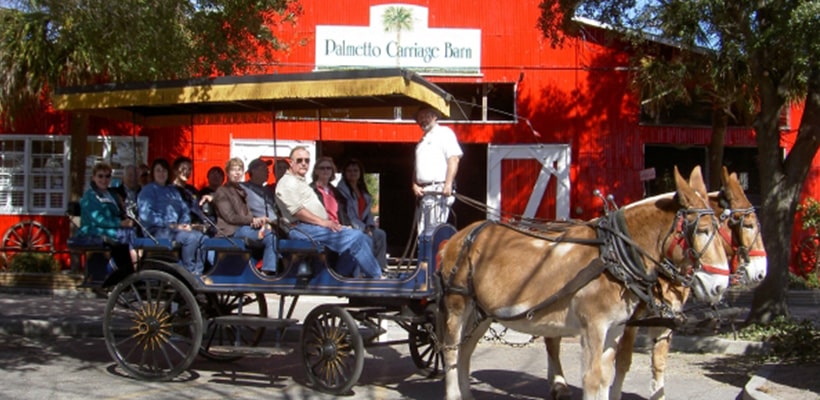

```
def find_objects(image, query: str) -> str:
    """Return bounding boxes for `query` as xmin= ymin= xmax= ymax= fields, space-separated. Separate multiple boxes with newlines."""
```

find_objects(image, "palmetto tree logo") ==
xmin=382 ymin=6 xmax=413 ymax=67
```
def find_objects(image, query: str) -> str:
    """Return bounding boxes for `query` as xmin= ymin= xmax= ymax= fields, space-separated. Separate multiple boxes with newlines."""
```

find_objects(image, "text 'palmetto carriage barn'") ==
xmin=0 ymin=1 xmax=811 ymax=272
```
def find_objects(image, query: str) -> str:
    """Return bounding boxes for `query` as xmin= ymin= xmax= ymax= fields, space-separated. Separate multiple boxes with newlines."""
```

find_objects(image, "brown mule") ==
xmin=605 ymin=167 xmax=767 ymax=400
xmin=439 ymin=166 xmax=730 ymax=400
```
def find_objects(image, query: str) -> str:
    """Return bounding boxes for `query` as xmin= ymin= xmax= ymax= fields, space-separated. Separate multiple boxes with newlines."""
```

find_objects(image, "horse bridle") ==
xmin=717 ymin=205 xmax=765 ymax=284
xmin=661 ymin=207 xmax=727 ymax=284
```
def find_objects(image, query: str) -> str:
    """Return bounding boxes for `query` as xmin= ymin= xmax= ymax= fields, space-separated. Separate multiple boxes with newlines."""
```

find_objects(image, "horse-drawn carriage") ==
xmin=58 ymin=69 xmax=768 ymax=398
xmin=58 ymin=68 xmax=460 ymax=394
xmin=72 ymin=217 xmax=455 ymax=393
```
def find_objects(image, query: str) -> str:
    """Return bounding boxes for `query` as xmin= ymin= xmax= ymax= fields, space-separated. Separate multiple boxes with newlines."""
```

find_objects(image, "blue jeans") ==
xmin=150 ymin=227 xmax=205 ymax=275
xmin=289 ymin=223 xmax=382 ymax=278
xmin=367 ymin=227 xmax=387 ymax=268
xmin=232 ymin=226 xmax=277 ymax=272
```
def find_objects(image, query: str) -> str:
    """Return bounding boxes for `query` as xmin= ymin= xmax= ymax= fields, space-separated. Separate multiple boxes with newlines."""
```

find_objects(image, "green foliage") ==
xmin=728 ymin=316 xmax=820 ymax=364
xmin=798 ymin=197 xmax=820 ymax=232
xmin=0 ymin=0 xmax=302 ymax=124
xmin=364 ymin=173 xmax=380 ymax=213
xmin=788 ymin=272 xmax=820 ymax=290
xmin=8 ymin=252 xmax=60 ymax=273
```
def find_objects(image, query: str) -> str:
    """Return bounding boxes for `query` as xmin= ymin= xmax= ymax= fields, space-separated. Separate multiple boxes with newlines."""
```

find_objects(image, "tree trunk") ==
xmin=748 ymin=69 xmax=820 ymax=324
xmin=69 ymin=113 xmax=88 ymax=202
xmin=708 ymin=109 xmax=728 ymax=191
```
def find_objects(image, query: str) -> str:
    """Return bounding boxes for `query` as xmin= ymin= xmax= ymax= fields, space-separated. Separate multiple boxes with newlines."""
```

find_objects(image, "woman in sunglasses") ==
xmin=79 ymin=162 xmax=137 ymax=268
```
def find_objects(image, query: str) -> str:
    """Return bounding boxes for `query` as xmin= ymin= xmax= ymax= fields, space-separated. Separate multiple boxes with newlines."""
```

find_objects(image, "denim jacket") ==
xmin=137 ymin=182 xmax=190 ymax=231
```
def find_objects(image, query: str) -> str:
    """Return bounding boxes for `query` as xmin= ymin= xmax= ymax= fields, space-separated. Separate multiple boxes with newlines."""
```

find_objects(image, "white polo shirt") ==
xmin=415 ymin=123 xmax=463 ymax=184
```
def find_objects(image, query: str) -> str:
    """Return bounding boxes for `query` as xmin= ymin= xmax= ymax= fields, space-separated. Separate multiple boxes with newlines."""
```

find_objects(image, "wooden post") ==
xmin=69 ymin=112 xmax=88 ymax=203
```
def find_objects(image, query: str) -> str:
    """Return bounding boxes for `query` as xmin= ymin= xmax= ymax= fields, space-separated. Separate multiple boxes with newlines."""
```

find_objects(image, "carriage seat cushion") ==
xmin=278 ymin=238 xmax=324 ymax=254
xmin=132 ymin=237 xmax=177 ymax=251
xmin=67 ymin=235 xmax=112 ymax=251
xmin=202 ymin=237 xmax=270 ymax=251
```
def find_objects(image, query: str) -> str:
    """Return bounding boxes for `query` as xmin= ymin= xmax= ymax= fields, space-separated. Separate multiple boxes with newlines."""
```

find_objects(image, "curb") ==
xmin=742 ymin=366 xmax=778 ymax=400
xmin=633 ymin=334 xmax=769 ymax=356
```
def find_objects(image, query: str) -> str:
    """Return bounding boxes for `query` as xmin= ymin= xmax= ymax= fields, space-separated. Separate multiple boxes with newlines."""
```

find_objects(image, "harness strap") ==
xmin=598 ymin=209 xmax=674 ymax=319
xmin=441 ymin=220 xmax=607 ymax=322
xmin=492 ymin=258 xmax=607 ymax=321
xmin=443 ymin=220 xmax=494 ymax=297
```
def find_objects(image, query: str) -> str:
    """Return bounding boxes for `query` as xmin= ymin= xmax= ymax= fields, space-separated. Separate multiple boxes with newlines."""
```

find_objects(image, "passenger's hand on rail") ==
xmin=198 ymin=195 xmax=213 ymax=207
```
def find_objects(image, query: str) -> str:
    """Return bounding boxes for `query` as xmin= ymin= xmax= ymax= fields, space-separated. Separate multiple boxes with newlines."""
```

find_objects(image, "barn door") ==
xmin=487 ymin=144 xmax=570 ymax=221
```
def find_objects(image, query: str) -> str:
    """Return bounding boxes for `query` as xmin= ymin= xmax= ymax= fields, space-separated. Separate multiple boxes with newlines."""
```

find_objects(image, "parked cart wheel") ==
xmin=199 ymin=292 xmax=268 ymax=362
xmin=408 ymin=321 xmax=443 ymax=377
xmin=2 ymin=220 xmax=54 ymax=261
xmin=103 ymin=270 xmax=203 ymax=381
xmin=301 ymin=304 xmax=364 ymax=394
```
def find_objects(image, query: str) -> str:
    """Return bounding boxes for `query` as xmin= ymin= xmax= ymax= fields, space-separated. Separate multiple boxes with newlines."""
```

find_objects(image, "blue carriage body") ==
xmin=73 ymin=224 xmax=456 ymax=300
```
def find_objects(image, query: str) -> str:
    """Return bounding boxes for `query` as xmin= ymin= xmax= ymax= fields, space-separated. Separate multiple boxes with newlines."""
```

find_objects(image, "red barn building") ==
xmin=0 ymin=1 xmax=810 ymax=272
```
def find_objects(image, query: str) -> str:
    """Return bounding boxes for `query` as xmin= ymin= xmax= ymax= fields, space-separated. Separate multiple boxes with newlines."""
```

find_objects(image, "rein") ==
xmin=599 ymin=207 xmax=722 ymax=324
xmin=441 ymin=193 xmax=725 ymax=328
xmin=717 ymin=206 xmax=765 ymax=284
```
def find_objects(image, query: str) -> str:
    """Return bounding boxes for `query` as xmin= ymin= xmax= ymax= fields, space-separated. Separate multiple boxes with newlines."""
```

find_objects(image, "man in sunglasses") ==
xmin=275 ymin=146 xmax=383 ymax=278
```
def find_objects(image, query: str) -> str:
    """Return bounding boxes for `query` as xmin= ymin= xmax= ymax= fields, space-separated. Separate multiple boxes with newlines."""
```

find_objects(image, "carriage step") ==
xmin=212 ymin=316 xmax=299 ymax=328
xmin=206 ymin=345 xmax=293 ymax=358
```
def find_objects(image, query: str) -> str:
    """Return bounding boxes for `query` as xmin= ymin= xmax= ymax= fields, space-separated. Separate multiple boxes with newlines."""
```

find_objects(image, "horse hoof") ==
xmin=551 ymin=383 xmax=572 ymax=400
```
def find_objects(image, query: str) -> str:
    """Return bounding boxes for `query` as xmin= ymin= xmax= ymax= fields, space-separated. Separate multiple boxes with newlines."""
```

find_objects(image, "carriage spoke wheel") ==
xmin=199 ymin=292 xmax=268 ymax=361
xmin=2 ymin=220 xmax=54 ymax=261
xmin=103 ymin=270 xmax=202 ymax=381
xmin=301 ymin=305 xmax=364 ymax=395
xmin=409 ymin=322 xmax=443 ymax=378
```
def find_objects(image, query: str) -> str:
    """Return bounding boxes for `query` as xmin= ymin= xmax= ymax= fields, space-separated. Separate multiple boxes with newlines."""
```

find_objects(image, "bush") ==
xmin=8 ymin=253 xmax=60 ymax=273
xmin=789 ymin=272 xmax=820 ymax=290
xmin=728 ymin=316 xmax=820 ymax=363
xmin=798 ymin=197 xmax=820 ymax=231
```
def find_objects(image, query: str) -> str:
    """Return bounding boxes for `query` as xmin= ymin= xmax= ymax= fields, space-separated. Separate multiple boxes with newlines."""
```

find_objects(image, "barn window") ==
xmin=0 ymin=135 xmax=147 ymax=215
xmin=0 ymin=136 xmax=69 ymax=214
xmin=434 ymin=82 xmax=516 ymax=122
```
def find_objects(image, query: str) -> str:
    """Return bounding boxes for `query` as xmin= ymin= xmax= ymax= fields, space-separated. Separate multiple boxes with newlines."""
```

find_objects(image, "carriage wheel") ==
xmin=103 ymin=270 xmax=202 ymax=381
xmin=301 ymin=305 xmax=364 ymax=394
xmin=2 ymin=220 xmax=54 ymax=260
xmin=408 ymin=322 xmax=443 ymax=377
xmin=797 ymin=235 xmax=820 ymax=276
xmin=199 ymin=292 xmax=268 ymax=362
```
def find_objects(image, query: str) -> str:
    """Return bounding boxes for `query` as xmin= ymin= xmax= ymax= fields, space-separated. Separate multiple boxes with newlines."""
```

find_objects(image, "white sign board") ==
xmin=315 ymin=4 xmax=481 ymax=74
xmin=639 ymin=167 xmax=656 ymax=181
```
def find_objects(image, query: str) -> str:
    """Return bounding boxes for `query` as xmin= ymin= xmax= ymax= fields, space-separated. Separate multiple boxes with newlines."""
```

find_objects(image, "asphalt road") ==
xmin=0 ymin=331 xmax=752 ymax=400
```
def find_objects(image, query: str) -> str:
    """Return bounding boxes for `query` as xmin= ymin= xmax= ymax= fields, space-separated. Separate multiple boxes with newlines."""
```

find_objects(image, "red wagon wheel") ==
xmin=796 ymin=235 xmax=820 ymax=276
xmin=2 ymin=221 xmax=55 ymax=262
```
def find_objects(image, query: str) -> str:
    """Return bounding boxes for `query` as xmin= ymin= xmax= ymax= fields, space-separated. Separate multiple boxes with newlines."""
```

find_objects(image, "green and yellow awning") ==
xmin=53 ymin=68 xmax=451 ymax=117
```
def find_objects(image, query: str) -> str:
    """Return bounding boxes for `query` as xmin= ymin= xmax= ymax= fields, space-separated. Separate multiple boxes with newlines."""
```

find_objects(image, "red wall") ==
xmin=0 ymin=0 xmax=812 ymax=271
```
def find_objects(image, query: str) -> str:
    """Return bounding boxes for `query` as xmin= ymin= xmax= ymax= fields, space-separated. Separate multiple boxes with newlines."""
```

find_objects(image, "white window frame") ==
xmin=487 ymin=144 xmax=571 ymax=221
xmin=0 ymin=135 xmax=71 ymax=215
xmin=83 ymin=136 xmax=149 ymax=189
xmin=231 ymin=139 xmax=316 ymax=182
xmin=0 ymin=134 xmax=148 ymax=216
